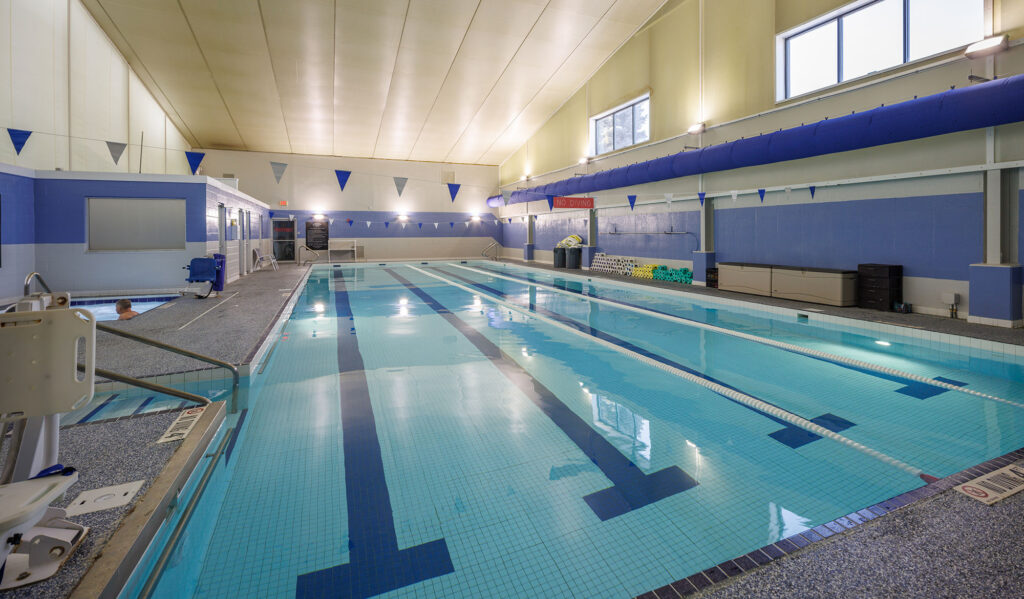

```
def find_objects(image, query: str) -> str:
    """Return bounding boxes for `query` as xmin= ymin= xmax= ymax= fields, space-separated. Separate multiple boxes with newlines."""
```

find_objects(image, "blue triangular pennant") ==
xmin=6 ymin=129 xmax=31 ymax=155
xmin=758 ymin=189 xmax=766 ymax=202
xmin=546 ymin=194 xmax=554 ymax=211
xmin=418 ymin=223 xmax=423 ymax=229
xmin=449 ymin=222 xmax=454 ymax=228
xmin=335 ymin=170 xmax=351 ymax=192
xmin=185 ymin=151 xmax=205 ymax=175
xmin=809 ymin=186 xmax=816 ymax=198
xmin=385 ymin=221 xmax=389 ymax=229
xmin=447 ymin=183 xmax=461 ymax=202
xmin=628 ymin=195 xmax=636 ymax=210
xmin=347 ymin=219 xmax=354 ymax=226
xmin=698 ymin=192 xmax=706 ymax=206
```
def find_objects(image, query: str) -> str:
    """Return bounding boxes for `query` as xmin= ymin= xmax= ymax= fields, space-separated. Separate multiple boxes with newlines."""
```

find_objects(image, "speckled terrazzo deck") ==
xmin=91 ymin=264 xmax=308 ymax=379
xmin=2 ymin=411 xmax=183 ymax=599
xmin=635 ymin=447 xmax=1024 ymax=599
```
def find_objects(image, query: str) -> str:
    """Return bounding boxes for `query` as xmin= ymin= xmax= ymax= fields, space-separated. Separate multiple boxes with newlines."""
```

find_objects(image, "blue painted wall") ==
xmin=599 ymin=211 xmax=700 ymax=262
xmin=0 ymin=171 xmax=36 ymax=246
xmin=534 ymin=213 xmax=588 ymax=250
xmin=270 ymin=209 xmax=500 ymax=240
xmin=503 ymin=219 xmax=527 ymax=249
xmin=33 ymin=179 xmax=208 ymax=243
xmin=1019 ymin=190 xmax=1024 ymax=266
xmin=715 ymin=193 xmax=983 ymax=280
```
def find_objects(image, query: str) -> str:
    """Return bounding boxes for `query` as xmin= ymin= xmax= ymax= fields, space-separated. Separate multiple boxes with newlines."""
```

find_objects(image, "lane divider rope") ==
xmin=451 ymin=263 xmax=1024 ymax=411
xmin=409 ymin=264 xmax=926 ymax=478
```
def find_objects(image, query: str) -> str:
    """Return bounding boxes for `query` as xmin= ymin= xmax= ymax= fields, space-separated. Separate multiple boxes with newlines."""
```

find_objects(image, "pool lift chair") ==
xmin=0 ymin=288 xmax=93 ymax=590
xmin=184 ymin=256 xmax=221 ymax=298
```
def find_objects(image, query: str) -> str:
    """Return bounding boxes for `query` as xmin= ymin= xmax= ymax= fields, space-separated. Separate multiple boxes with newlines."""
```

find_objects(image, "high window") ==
xmin=781 ymin=0 xmax=985 ymax=99
xmin=591 ymin=95 xmax=650 ymax=156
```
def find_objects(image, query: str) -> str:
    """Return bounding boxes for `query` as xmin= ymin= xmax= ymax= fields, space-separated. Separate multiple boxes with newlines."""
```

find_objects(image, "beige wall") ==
xmin=0 ymin=0 xmax=189 ymax=174
xmin=500 ymin=0 xmax=1024 ymax=186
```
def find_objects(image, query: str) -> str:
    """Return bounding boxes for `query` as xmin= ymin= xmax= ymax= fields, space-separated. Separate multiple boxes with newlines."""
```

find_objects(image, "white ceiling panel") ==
xmin=82 ymin=0 xmax=667 ymax=165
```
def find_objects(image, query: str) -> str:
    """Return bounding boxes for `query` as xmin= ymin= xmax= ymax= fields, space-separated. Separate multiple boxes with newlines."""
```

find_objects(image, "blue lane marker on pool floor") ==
xmin=78 ymin=394 xmax=119 ymax=423
xmin=295 ymin=269 xmax=454 ymax=599
xmin=432 ymin=267 xmax=851 ymax=451
xmin=388 ymin=268 xmax=699 ymax=521
xmin=223 ymin=409 xmax=248 ymax=464
xmin=131 ymin=396 xmax=155 ymax=416
xmin=473 ymin=264 xmax=962 ymax=401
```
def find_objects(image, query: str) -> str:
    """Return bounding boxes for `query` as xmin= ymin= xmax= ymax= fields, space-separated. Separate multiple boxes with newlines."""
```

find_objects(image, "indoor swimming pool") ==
xmin=134 ymin=261 xmax=1024 ymax=598
xmin=71 ymin=296 xmax=177 ymax=321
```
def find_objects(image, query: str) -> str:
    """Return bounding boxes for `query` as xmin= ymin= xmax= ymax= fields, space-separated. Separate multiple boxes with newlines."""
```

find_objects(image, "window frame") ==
xmin=589 ymin=93 xmax=651 ymax=157
xmin=778 ymin=0 xmax=987 ymax=101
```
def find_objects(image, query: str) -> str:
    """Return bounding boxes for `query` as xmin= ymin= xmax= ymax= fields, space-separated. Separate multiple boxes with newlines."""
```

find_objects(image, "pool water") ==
xmin=71 ymin=295 xmax=177 ymax=321
xmin=138 ymin=262 xmax=1024 ymax=598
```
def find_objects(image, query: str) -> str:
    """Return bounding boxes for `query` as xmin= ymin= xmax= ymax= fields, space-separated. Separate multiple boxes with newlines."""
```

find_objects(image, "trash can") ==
xmin=566 ymin=247 xmax=582 ymax=269
xmin=212 ymin=253 xmax=227 ymax=292
xmin=553 ymin=247 xmax=566 ymax=268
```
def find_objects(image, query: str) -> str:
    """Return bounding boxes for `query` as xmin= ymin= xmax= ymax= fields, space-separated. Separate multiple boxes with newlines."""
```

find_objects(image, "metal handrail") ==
xmin=78 ymin=365 xmax=211 ymax=408
xmin=302 ymin=245 xmax=320 ymax=265
xmin=481 ymin=241 xmax=499 ymax=260
xmin=95 ymin=323 xmax=239 ymax=413
xmin=24 ymin=272 xmax=53 ymax=296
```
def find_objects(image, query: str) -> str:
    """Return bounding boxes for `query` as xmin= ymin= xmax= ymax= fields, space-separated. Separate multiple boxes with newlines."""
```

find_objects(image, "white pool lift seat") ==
xmin=0 ymin=298 xmax=93 ymax=590
xmin=253 ymin=247 xmax=279 ymax=271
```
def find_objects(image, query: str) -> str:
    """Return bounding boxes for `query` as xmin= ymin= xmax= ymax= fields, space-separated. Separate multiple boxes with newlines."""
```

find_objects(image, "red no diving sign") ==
xmin=955 ymin=461 xmax=1024 ymax=505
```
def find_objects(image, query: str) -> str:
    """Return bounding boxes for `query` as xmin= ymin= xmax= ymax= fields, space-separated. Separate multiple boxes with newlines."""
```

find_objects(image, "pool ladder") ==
xmin=481 ymin=241 xmax=499 ymax=260
xmin=23 ymin=271 xmax=240 ymax=413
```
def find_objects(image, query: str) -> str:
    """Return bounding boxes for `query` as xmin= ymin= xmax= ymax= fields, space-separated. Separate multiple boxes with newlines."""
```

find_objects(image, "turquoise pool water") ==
xmin=71 ymin=295 xmax=176 ymax=321
xmin=134 ymin=262 xmax=1024 ymax=598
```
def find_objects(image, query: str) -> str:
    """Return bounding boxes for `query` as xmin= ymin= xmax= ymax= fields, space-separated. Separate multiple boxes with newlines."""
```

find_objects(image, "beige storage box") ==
xmin=718 ymin=262 xmax=773 ymax=296
xmin=772 ymin=266 xmax=857 ymax=306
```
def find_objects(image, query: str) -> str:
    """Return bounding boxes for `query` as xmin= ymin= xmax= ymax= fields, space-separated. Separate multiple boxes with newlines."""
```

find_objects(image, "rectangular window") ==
xmin=88 ymin=198 xmax=186 ymax=251
xmin=841 ymin=0 xmax=903 ymax=81
xmin=787 ymin=21 xmax=838 ymax=98
xmin=908 ymin=0 xmax=985 ymax=61
xmin=781 ymin=0 xmax=985 ymax=100
xmin=590 ymin=95 xmax=650 ymax=156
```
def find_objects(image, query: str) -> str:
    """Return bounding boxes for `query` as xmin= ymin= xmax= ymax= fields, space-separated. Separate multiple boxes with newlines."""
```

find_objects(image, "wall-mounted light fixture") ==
xmin=687 ymin=122 xmax=705 ymax=135
xmin=521 ymin=173 xmax=530 ymax=181
xmin=397 ymin=214 xmax=409 ymax=221
xmin=965 ymin=34 xmax=1008 ymax=59
xmin=578 ymin=157 xmax=589 ymax=164
xmin=312 ymin=214 xmax=326 ymax=220
xmin=471 ymin=215 xmax=481 ymax=222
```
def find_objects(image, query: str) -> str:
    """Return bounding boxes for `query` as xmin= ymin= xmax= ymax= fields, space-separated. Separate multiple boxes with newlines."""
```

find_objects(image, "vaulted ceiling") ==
xmin=82 ymin=0 xmax=667 ymax=165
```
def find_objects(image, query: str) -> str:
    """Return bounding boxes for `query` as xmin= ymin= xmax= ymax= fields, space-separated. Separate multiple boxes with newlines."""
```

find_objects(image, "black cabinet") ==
xmin=857 ymin=264 xmax=902 ymax=311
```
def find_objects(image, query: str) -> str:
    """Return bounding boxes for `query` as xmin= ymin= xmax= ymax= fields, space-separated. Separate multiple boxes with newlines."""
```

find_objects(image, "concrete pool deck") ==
xmin=91 ymin=264 xmax=309 ymax=379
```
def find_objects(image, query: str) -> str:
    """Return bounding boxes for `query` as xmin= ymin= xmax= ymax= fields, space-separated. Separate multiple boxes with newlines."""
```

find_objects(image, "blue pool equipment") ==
xmin=184 ymin=256 xmax=222 ymax=298
xmin=0 ymin=294 xmax=92 ymax=589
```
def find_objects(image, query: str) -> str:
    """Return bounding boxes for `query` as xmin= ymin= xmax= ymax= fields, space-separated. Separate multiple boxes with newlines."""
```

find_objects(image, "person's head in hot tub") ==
xmin=116 ymin=299 xmax=140 ymax=320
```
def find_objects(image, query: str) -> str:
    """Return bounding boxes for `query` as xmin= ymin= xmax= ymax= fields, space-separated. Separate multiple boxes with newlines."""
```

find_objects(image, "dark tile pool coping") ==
xmin=633 ymin=446 xmax=1024 ymax=598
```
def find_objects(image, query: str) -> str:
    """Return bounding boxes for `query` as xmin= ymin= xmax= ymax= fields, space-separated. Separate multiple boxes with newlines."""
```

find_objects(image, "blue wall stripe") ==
xmin=387 ymin=267 xmax=698 ymax=521
xmin=0 ymin=170 xmax=36 ymax=245
xmin=33 ymin=179 xmax=209 ymax=243
xmin=295 ymin=268 xmax=453 ymax=599
xmin=270 ymin=209 xmax=499 ymax=240
xmin=715 ymin=193 xmax=983 ymax=280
